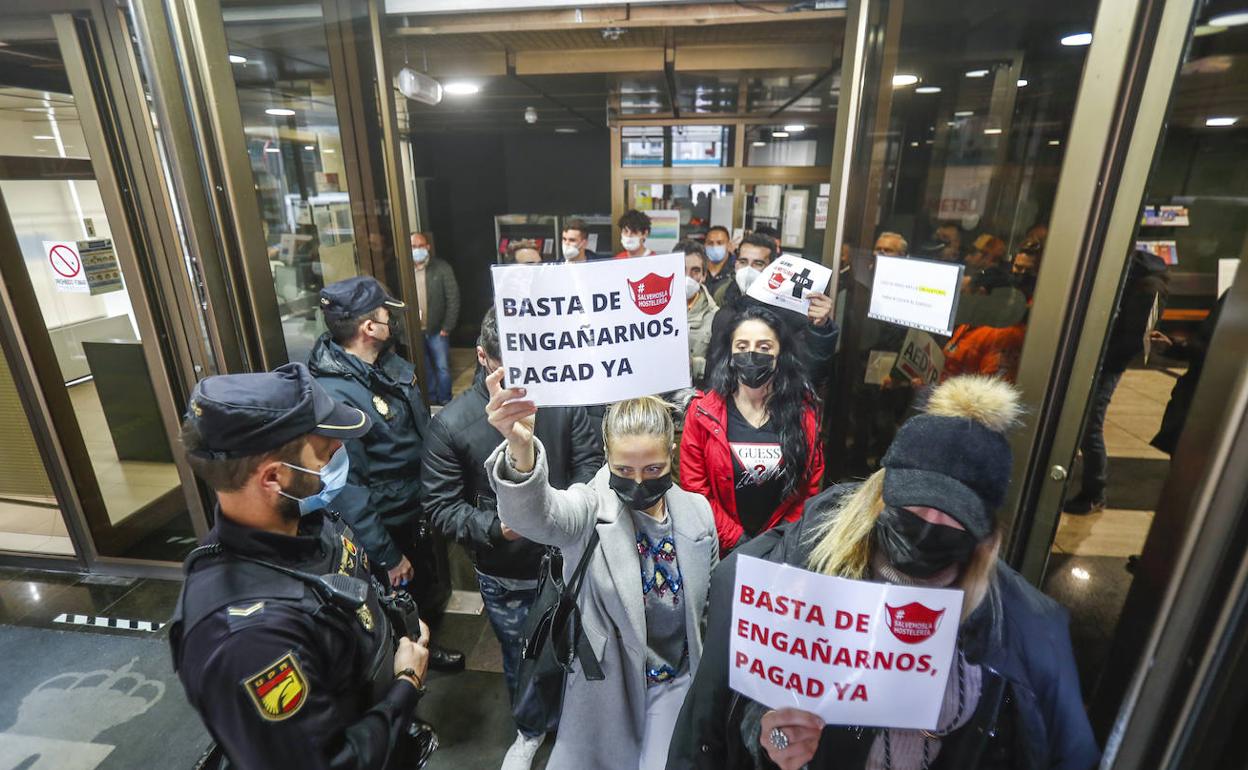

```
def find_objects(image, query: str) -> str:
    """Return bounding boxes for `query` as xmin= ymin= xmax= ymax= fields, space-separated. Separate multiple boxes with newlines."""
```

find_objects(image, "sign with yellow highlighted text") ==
xmin=491 ymin=252 xmax=691 ymax=407
xmin=729 ymin=555 xmax=963 ymax=730
xmin=867 ymin=255 xmax=964 ymax=336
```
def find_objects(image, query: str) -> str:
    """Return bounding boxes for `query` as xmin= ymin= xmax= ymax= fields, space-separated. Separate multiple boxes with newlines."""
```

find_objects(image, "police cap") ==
xmin=319 ymin=276 xmax=406 ymax=323
xmin=185 ymin=362 xmax=371 ymax=458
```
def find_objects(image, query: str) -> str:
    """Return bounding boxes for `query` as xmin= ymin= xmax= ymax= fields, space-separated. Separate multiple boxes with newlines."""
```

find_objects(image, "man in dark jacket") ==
xmin=309 ymin=275 xmax=464 ymax=672
xmin=410 ymin=231 xmax=460 ymax=405
xmin=423 ymin=307 xmax=602 ymax=770
xmin=1064 ymin=250 xmax=1169 ymax=513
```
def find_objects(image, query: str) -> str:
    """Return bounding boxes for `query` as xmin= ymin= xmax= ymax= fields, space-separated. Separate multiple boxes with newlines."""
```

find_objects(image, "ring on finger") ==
xmin=768 ymin=727 xmax=790 ymax=751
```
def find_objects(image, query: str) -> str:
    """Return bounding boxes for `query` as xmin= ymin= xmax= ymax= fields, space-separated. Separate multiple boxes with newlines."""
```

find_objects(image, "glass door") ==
xmin=0 ymin=8 xmax=206 ymax=566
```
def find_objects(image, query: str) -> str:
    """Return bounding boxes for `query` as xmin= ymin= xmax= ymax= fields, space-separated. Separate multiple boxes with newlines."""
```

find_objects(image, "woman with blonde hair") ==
xmin=669 ymin=375 xmax=1099 ymax=770
xmin=483 ymin=368 xmax=718 ymax=770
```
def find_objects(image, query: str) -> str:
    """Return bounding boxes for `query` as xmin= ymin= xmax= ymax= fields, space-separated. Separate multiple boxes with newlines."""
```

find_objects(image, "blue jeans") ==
xmin=423 ymin=332 xmax=452 ymax=404
xmin=476 ymin=571 xmax=543 ymax=737
xmin=1079 ymin=370 xmax=1123 ymax=499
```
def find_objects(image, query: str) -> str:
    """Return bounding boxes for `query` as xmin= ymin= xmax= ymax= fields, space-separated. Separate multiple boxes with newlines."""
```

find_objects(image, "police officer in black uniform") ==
xmin=308 ymin=276 xmax=463 ymax=672
xmin=170 ymin=363 xmax=434 ymax=769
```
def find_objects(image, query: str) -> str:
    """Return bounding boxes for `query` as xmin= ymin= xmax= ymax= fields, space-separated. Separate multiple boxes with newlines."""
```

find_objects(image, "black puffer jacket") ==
xmin=423 ymin=368 xmax=602 ymax=580
xmin=308 ymin=334 xmax=429 ymax=569
xmin=668 ymin=484 xmax=1099 ymax=770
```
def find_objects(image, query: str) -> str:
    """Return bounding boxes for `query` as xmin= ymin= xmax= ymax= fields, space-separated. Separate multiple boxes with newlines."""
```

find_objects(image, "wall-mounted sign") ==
xmin=79 ymin=239 xmax=123 ymax=295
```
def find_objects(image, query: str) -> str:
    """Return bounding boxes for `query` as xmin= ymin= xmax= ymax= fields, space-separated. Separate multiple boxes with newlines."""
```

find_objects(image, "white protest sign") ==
xmin=746 ymin=254 xmax=833 ymax=317
xmin=491 ymin=253 xmax=691 ymax=407
xmin=729 ymin=555 xmax=963 ymax=730
xmin=44 ymin=241 xmax=89 ymax=293
xmin=868 ymin=255 xmax=963 ymax=336
xmin=894 ymin=328 xmax=945 ymax=385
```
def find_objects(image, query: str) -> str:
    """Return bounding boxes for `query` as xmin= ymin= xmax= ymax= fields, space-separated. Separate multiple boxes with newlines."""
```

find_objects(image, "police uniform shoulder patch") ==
xmin=339 ymin=535 xmax=358 ymax=575
xmin=243 ymin=652 xmax=309 ymax=721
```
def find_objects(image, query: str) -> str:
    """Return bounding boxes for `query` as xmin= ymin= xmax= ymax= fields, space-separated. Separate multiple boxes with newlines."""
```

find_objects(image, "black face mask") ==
xmin=874 ymin=506 xmax=979 ymax=579
xmin=609 ymin=472 xmax=672 ymax=511
xmin=731 ymin=351 xmax=776 ymax=388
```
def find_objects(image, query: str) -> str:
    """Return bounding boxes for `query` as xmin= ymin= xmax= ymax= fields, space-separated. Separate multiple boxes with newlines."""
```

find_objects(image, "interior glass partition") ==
xmin=221 ymin=2 xmax=363 ymax=364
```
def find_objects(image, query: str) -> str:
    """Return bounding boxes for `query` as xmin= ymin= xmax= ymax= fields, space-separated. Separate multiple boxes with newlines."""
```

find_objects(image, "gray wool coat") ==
xmin=487 ymin=438 xmax=718 ymax=770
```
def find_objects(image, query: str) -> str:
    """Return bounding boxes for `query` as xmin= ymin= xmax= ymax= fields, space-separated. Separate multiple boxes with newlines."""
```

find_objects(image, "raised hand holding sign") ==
xmin=484 ymin=367 xmax=538 ymax=473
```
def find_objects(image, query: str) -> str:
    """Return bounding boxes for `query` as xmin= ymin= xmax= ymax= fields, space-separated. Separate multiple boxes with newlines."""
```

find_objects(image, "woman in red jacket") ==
xmin=682 ymin=305 xmax=824 ymax=554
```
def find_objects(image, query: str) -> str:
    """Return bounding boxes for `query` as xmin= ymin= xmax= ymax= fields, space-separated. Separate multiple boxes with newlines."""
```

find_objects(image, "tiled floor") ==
xmin=0 ymin=567 xmax=178 ymax=630
xmin=1048 ymin=366 xmax=1181 ymax=698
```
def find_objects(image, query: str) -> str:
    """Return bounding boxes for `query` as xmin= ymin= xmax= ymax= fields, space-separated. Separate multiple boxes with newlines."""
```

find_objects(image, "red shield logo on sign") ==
xmin=626 ymin=273 xmax=675 ymax=316
xmin=767 ymin=269 xmax=786 ymax=290
xmin=884 ymin=602 xmax=946 ymax=644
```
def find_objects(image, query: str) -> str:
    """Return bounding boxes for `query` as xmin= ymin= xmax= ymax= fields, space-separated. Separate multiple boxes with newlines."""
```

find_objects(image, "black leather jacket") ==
xmin=422 ymin=368 xmax=602 ymax=580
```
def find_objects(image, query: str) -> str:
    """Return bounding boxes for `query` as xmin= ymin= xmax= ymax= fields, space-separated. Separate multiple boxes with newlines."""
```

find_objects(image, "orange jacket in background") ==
xmin=942 ymin=323 xmax=1027 ymax=382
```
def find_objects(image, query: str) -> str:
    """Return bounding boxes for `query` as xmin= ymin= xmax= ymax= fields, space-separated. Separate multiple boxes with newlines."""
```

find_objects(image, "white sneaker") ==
xmin=500 ymin=731 xmax=544 ymax=770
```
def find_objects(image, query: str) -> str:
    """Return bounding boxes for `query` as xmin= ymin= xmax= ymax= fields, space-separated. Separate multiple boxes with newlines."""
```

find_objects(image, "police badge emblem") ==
xmin=372 ymin=394 xmax=392 ymax=419
xmin=244 ymin=652 xmax=308 ymax=721
xmin=356 ymin=605 xmax=375 ymax=631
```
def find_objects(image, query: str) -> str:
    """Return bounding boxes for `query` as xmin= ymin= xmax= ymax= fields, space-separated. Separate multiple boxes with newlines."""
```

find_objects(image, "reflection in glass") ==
xmin=744 ymin=123 xmax=836 ymax=167
xmin=223 ymin=5 xmax=361 ymax=363
xmin=830 ymin=0 xmax=1098 ymax=479
xmin=625 ymin=182 xmax=733 ymax=244
xmin=1043 ymin=7 xmax=1248 ymax=721
xmin=621 ymin=125 xmax=732 ymax=167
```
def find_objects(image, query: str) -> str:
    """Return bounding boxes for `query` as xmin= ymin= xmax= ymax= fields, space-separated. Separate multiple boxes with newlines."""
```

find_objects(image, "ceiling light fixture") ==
xmin=265 ymin=108 xmax=296 ymax=117
xmin=229 ymin=54 xmax=247 ymax=64
xmin=264 ymin=147 xmax=281 ymax=153
xmin=304 ymin=145 xmax=315 ymax=150
xmin=1209 ymin=10 xmax=1248 ymax=26
xmin=983 ymin=128 xmax=1003 ymax=135
xmin=783 ymin=124 xmax=806 ymax=132
xmin=1206 ymin=116 xmax=1238 ymax=126
xmin=892 ymin=74 xmax=919 ymax=87
xmin=909 ymin=141 xmax=919 ymax=147
xmin=915 ymin=86 xmax=942 ymax=94
xmin=1061 ymin=32 xmax=1093 ymax=46
xmin=323 ymin=148 xmax=335 ymax=153
xmin=953 ymin=110 xmax=974 ymax=117
xmin=752 ymin=141 xmax=766 ymax=147
xmin=1048 ymin=139 xmax=1061 ymax=145
xmin=555 ymin=127 xmax=578 ymax=134
xmin=32 ymin=135 xmax=55 ymax=140
xmin=1017 ymin=79 xmax=1029 ymax=87
xmin=965 ymin=69 xmax=990 ymax=78
xmin=443 ymin=82 xmax=480 ymax=96
xmin=772 ymin=131 xmax=790 ymax=138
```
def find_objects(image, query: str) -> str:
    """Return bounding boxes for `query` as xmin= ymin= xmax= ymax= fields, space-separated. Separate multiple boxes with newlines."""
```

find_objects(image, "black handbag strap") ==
xmin=566 ymin=528 xmax=604 ymax=681
xmin=566 ymin=528 xmax=600 ymax=598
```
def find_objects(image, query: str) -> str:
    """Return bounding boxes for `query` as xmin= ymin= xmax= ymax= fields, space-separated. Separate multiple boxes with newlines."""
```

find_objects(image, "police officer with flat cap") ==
xmin=308 ymin=275 xmax=463 ymax=672
xmin=170 ymin=363 xmax=435 ymax=769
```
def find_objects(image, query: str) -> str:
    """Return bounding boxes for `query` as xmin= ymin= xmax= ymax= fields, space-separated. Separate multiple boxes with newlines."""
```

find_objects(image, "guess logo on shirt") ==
xmin=730 ymin=442 xmax=784 ymax=487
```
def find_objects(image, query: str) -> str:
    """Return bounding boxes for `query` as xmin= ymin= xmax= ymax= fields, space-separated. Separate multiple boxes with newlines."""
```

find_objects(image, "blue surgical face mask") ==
xmin=706 ymin=245 xmax=728 ymax=263
xmin=280 ymin=445 xmax=350 ymax=516
xmin=411 ymin=247 xmax=429 ymax=263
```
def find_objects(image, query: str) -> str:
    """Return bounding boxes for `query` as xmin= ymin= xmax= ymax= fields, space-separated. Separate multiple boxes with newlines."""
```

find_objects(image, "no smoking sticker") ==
xmin=44 ymin=241 xmax=89 ymax=293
